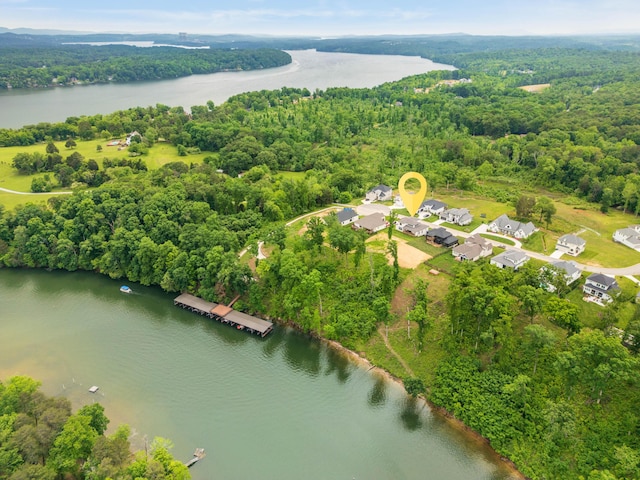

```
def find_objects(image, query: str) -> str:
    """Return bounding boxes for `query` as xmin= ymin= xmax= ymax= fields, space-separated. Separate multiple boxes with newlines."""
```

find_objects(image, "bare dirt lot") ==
xmin=518 ymin=83 xmax=551 ymax=93
xmin=366 ymin=233 xmax=432 ymax=268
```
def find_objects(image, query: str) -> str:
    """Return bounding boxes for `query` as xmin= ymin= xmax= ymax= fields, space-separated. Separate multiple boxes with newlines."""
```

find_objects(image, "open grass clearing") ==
xmin=480 ymin=233 xmax=515 ymax=246
xmin=276 ymin=171 xmax=306 ymax=181
xmin=0 ymin=192 xmax=53 ymax=211
xmin=431 ymin=190 xmax=514 ymax=222
xmin=426 ymin=252 xmax=459 ymax=275
xmin=0 ymin=139 xmax=207 ymax=193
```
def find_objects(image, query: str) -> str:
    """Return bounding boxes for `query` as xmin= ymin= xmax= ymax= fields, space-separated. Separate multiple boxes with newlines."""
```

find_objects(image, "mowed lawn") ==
xmin=524 ymin=199 xmax=640 ymax=267
xmin=0 ymin=191 xmax=53 ymax=210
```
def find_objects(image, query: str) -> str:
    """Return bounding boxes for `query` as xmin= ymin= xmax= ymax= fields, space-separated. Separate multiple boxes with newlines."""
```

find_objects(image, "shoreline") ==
xmin=323 ymin=337 xmax=529 ymax=480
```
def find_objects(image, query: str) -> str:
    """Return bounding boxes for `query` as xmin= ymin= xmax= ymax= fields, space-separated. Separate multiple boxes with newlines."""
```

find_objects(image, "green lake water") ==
xmin=0 ymin=269 xmax=518 ymax=479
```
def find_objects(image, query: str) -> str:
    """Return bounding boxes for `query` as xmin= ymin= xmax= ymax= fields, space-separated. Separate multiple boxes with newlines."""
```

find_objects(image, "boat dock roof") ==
xmin=174 ymin=293 xmax=273 ymax=337
xmin=174 ymin=293 xmax=218 ymax=312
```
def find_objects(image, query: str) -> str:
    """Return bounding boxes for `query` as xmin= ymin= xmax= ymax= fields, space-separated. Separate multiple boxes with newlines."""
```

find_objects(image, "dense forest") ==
xmin=0 ymin=43 xmax=291 ymax=89
xmin=3 ymin=41 xmax=640 ymax=479
xmin=0 ymin=376 xmax=189 ymax=479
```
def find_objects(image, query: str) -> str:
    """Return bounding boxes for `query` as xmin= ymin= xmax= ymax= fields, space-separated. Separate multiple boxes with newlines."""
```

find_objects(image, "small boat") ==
xmin=120 ymin=285 xmax=132 ymax=294
xmin=88 ymin=386 xmax=99 ymax=393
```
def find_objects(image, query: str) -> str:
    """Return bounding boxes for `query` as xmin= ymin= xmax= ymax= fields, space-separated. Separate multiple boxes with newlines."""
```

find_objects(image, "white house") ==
xmin=583 ymin=273 xmax=620 ymax=304
xmin=337 ymin=208 xmax=358 ymax=226
xmin=354 ymin=213 xmax=388 ymax=234
xmin=541 ymin=260 xmax=581 ymax=291
xmin=440 ymin=208 xmax=473 ymax=226
xmin=452 ymin=234 xmax=493 ymax=261
xmin=417 ymin=199 xmax=447 ymax=218
xmin=488 ymin=214 xmax=537 ymax=239
xmin=365 ymin=184 xmax=393 ymax=202
xmin=395 ymin=217 xmax=429 ymax=237
xmin=490 ymin=250 xmax=530 ymax=270
xmin=556 ymin=234 xmax=586 ymax=256
xmin=613 ymin=226 xmax=640 ymax=251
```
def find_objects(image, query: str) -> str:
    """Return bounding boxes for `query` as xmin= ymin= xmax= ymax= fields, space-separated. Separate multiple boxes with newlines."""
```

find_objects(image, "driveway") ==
xmin=356 ymin=203 xmax=391 ymax=216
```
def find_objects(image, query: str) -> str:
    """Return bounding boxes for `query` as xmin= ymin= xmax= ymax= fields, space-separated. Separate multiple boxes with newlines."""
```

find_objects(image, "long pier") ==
xmin=174 ymin=293 xmax=274 ymax=337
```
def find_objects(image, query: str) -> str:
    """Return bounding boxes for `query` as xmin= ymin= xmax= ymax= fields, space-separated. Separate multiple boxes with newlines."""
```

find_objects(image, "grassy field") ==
xmin=0 ymin=139 xmax=210 ymax=211
xmin=480 ymin=233 xmax=516 ymax=246
xmin=0 ymin=191 xmax=55 ymax=210
xmin=276 ymin=171 xmax=306 ymax=181
xmin=0 ymin=139 xmax=208 ymax=192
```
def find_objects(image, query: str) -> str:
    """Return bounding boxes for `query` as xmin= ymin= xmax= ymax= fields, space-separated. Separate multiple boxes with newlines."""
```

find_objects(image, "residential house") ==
xmin=583 ymin=273 xmax=620 ymax=304
xmin=353 ymin=213 xmax=388 ymax=234
xmin=488 ymin=214 xmax=537 ymax=239
xmin=395 ymin=217 xmax=429 ymax=237
xmin=417 ymin=199 xmax=447 ymax=218
xmin=452 ymin=234 xmax=493 ymax=261
xmin=613 ymin=226 xmax=640 ymax=251
xmin=439 ymin=207 xmax=473 ymax=226
xmin=124 ymin=131 xmax=141 ymax=146
xmin=365 ymin=184 xmax=393 ymax=203
xmin=426 ymin=227 xmax=458 ymax=247
xmin=541 ymin=260 xmax=581 ymax=291
xmin=490 ymin=250 xmax=530 ymax=270
xmin=393 ymin=194 xmax=405 ymax=209
xmin=337 ymin=208 xmax=358 ymax=226
xmin=556 ymin=234 xmax=586 ymax=256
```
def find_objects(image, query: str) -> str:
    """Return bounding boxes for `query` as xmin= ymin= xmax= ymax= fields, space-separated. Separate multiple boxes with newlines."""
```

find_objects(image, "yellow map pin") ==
xmin=398 ymin=172 xmax=428 ymax=216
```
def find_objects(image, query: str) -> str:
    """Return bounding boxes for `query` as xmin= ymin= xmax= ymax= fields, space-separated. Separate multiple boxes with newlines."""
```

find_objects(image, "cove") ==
xmin=0 ymin=49 xmax=455 ymax=129
xmin=0 ymin=269 xmax=519 ymax=479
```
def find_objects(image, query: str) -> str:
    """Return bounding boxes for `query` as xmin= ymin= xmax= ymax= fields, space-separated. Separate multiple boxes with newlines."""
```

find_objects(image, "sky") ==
xmin=1 ymin=0 xmax=639 ymax=37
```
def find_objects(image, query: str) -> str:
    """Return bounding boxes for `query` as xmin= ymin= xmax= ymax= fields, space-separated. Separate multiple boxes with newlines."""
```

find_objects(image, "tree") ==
xmin=48 ymin=414 xmax=98 ymax=475
xmin=516 ymin=195 xmax=536 ymax=218
xmin=45 ymin=142 xmax=59 ymax=154
xmin=536 ymin=196 xmax=556 ymax=227
xmin=407 ymin=278 xmax=432 ymax=350
xmin=77 ymin=403 xmax=109 ymax=435
xmin=523 ymin=324 xmax=556 ymax=375
xmin=305 ymin=216 xmax=325 ymax=252
xmin=519 ymin=285 xmax=545 ymax=323
xmin=64 ymin=139 xmax=76 ymax=149
xmin=403 ymin=377 xmax=425 ymax=397
xmin=328 ymin=226 xmax=356 ymax=264
xmin=387 ymin=211 xmax=398 ymax=240
xmin=386 ymin=240 xmax=399 ymax=282
xmin=31 ymin=177 xmax=52 ymax=193
xmin=557 ymin=329 xmax=638 ymax=404
xmin=545 ymin=297 xmax=581 ymax=336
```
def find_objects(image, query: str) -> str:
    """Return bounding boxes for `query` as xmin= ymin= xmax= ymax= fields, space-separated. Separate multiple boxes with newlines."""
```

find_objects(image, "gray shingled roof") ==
xmin=356 ymin=213 xmax=387 ymax=231
xmin=420 ymin=199 xmax=447 ymax=210
xmin=337 ymin=208 xmax=357 ymax=223
xmin=492 ymin=214 xmax=535 ymax=236
xmin=492 ymin=250 xmax=529 ymax=268
xmin=465 ymin=233 xmax=492 ymax=249
xmin=558 ymin=234 xmax=586 ymax=246
xmin=368 ymin=184 xmax=392 ymax=193
xmin=586 ymin=273 xmax=619 ymax=288
xmin=550 ymin=260 xmax=580 ymax=278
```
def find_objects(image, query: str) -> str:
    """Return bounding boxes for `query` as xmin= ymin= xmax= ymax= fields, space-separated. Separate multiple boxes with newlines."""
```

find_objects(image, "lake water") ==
xmin=0 ymin=49 xmax=455 ymax=129
xmin=0 ymin=269 xmax=518 ymax=480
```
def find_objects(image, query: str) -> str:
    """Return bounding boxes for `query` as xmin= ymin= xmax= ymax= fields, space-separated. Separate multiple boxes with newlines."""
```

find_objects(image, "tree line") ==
xmin=0 ymin=44 xmax=291 ymax=89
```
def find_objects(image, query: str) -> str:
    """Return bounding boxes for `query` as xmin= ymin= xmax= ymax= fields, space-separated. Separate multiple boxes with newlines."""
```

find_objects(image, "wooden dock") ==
xmin=174 ymin=293 xmax=273 ymax=337
xmin=184 ymin=448 xmax=205 ymax=468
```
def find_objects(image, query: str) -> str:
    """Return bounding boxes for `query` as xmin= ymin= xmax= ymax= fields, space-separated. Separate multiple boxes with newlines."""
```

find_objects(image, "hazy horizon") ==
xmin=1 ymin=1 xmax=639 ymax=37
